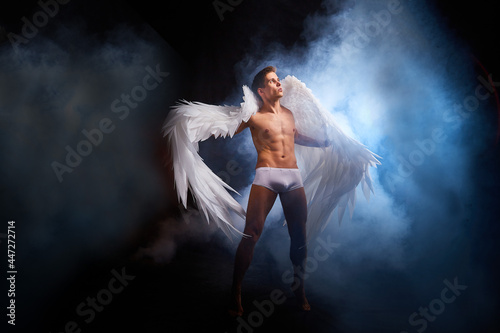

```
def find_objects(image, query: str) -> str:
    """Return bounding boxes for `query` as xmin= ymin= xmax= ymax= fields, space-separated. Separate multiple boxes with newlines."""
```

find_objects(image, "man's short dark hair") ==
xmin=251 ymin=66 xmax=276 ymax=100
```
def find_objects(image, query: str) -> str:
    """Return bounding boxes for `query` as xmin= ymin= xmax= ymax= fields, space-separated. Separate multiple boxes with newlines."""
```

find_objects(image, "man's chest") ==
xmin=249 ymin=113 xmax=296 ymax=138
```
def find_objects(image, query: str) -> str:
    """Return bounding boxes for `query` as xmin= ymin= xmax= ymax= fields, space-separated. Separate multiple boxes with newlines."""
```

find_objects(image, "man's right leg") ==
xmin=279 ymin=187 xmax=310 ymax=311
xmin=229 ymin=184 xmax=277 ymax=316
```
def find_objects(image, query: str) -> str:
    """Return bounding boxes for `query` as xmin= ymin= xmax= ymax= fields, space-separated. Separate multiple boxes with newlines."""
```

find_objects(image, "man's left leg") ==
xmin=229 ymin=185 xmax=278 ymax=316
xmin=279 ymin=187 xmax=310 ymax=311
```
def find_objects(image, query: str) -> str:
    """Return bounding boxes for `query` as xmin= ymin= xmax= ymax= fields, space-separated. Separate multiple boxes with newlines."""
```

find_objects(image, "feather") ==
xmin=163 ymin=75 xmax=381 ymax=241
xmin=162 ymin=86 xmax=259 ymax=238
xmin=280 ymin=75 xmax=381 ymax=240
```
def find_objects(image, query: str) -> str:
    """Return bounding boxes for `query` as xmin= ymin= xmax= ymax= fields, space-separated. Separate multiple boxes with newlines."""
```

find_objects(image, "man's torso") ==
xmin=247 ymin=106 xmax=298 ymax=169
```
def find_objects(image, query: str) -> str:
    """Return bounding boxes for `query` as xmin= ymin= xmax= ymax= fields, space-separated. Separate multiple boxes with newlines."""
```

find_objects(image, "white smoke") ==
xmin=198 ymin=0 xmax=487 ymax=314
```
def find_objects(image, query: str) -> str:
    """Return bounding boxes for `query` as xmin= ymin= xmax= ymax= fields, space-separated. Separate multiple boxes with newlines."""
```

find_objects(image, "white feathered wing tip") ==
xmin=161 ymin=85 xmax=259 ymax=239
xmin=280 ymin=75 xmax=381 ymax=240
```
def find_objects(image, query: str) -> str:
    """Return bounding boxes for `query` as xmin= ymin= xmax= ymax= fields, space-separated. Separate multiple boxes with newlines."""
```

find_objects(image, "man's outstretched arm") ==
xmin=235 ymin=121 xmax=249 ymax=135
xmin=295 ymin=131 xmax=330 ymax=147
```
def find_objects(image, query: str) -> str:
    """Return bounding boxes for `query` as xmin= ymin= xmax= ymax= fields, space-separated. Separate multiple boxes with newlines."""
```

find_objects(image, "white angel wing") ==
xmin=162 ymin=86 xmax=259 ymax=238
xmin=281 ymin=75 xmax=381 ymax=239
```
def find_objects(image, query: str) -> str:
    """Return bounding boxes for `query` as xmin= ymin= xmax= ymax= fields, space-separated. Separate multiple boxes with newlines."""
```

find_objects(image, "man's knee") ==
xmin=246 ymin=229 xmax=263 ymax=243
xmin=289 ymin=226 xmax=307 ymax=245
xmin=243 ymin=221 xmax=265 ymax=244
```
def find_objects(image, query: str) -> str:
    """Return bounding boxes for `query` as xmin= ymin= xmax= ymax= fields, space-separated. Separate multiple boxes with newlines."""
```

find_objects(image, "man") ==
xmin=229 ymin=66 xmax=327 ymax=316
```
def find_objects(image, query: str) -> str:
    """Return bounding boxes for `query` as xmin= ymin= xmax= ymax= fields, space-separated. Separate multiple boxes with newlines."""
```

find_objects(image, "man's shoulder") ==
xmin=281 ymin=105 xmax=294 ymax=116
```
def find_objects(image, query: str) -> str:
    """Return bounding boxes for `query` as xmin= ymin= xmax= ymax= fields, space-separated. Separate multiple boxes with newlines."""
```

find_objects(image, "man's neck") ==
xmin=261 ymin=99 xmax=281 ymax=114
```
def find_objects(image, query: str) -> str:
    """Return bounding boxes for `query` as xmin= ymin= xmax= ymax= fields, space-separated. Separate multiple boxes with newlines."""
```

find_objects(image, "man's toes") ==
xmin=228 ymin=308 xmax=243 ymax=317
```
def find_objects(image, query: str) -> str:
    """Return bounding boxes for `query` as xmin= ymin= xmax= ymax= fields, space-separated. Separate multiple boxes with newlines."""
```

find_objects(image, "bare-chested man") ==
xmin=229 ymin=66 xmax=326 ymax=316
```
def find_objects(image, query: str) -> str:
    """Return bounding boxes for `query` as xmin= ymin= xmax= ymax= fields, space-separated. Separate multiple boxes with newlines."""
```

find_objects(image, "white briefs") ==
xmin=252 ymin=167 xmax=304 ymax=194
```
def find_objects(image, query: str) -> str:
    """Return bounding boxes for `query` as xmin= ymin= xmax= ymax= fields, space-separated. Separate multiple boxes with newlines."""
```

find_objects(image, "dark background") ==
xmin=1 ymin=0 xmax=499 ymax=332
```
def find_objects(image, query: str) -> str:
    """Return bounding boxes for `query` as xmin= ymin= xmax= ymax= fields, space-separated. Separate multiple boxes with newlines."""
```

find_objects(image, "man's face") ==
xmin=259 ymin=72 xmax=283 ymax=101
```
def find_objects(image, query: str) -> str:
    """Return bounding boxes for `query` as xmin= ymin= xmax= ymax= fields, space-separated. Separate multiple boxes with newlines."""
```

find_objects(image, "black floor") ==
xmin=17 ymin=222 xmax=498 ymax=333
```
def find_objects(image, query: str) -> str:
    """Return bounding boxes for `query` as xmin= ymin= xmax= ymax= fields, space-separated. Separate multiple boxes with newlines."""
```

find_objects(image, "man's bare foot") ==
xmin=293 ymin=286 xmax=311 ymax=311
xmin=228 ymin=307 xmax=244 ymax=317
xmin=228 ymin=287 xmax=244 ymax=317
xmin=300 ymin=298 xmax=311 ymax=311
